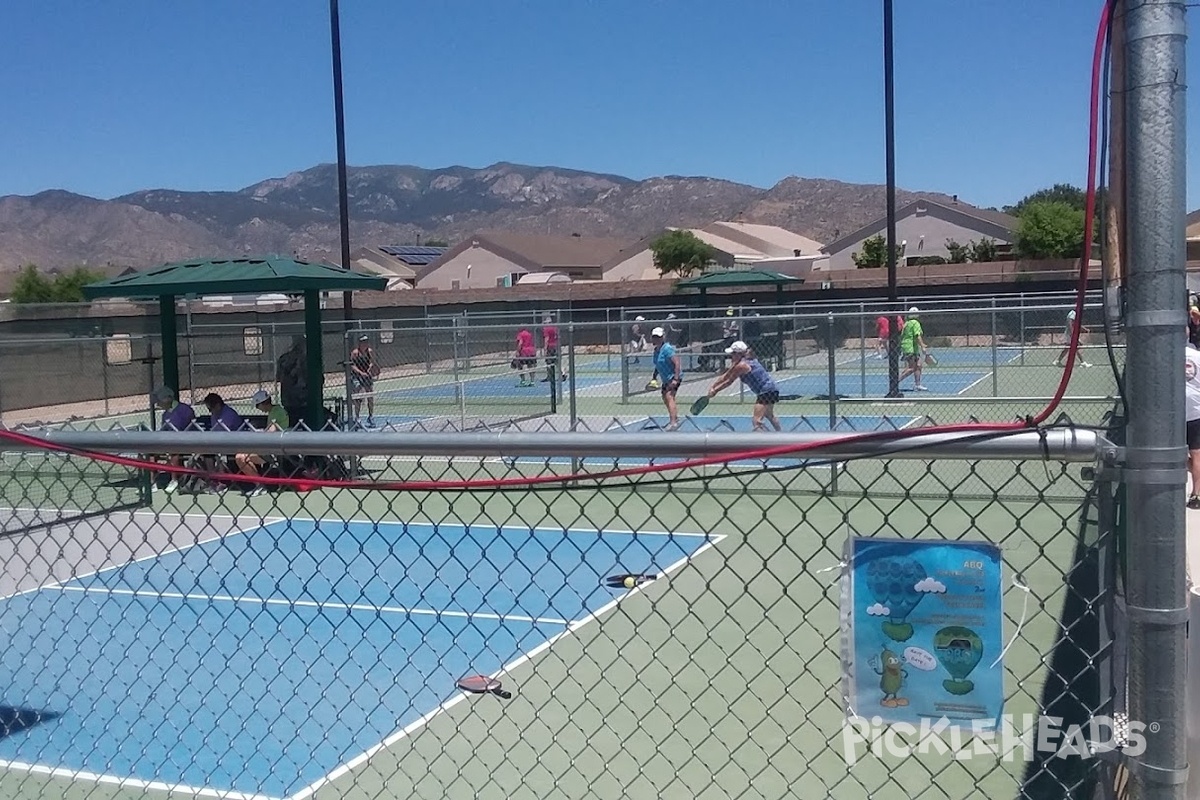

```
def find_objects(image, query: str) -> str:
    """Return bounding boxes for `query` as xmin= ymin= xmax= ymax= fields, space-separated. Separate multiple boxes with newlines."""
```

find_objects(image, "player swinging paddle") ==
xmin=704 ymin=340 xmax=782 ymax=431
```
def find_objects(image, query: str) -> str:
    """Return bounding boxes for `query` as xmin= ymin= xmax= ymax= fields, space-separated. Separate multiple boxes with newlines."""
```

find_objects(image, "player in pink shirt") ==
xmin=514 ymin=328 xmax=537 ymax=387
xmin=541 ymin=315 xmax=566 ymax=383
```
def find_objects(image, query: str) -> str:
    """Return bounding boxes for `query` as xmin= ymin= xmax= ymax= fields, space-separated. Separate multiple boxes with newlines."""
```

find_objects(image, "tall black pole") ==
xmin=330 ymin=0 xmax=354 ymax=324
xmin=884 ymin=0 xmax=901 ymax=397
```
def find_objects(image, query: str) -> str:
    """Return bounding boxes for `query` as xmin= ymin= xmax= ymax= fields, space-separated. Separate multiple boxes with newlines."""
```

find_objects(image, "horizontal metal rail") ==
xmin=2 ymin=429 xmax=1108 ymax=463
xmin=839 ymin=395 xmax=1120 ymax=404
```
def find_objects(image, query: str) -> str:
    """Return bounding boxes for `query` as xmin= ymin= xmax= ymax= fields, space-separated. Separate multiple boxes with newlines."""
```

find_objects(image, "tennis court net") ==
xmin=0 ymin=449 xmax=151 ymax=537
xmin=622 ymin=331 xmax=802 ymax=398
xmin=351 ymin=367 xmax=560 ymax=424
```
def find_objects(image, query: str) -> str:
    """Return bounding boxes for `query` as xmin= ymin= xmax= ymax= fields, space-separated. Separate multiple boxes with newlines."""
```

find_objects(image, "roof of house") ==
xmin=416 ymin=232 xmax=630 ymax=283
xmin=821 ymin=197 xmax=1021 ymax=255
xmin=377 ymin=245 xmax=449 ymax=266
xmin=350 ymin=247 xmax=418 ymax=280
xmin=702 ymin=221 xmax=825 ymax=256
xmin=1187 ymin=208 xmax=1200 ymax=238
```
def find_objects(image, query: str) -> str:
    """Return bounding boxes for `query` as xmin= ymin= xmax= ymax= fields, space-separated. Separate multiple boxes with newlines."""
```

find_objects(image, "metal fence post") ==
xmin=1019 ymin=292 xmax=1027 ymax=366
xmin=567 ymin=324 xmax=578 ymax=431
xmin=859 ymin=304 xmax=868 ymax=397
xmin=827 ymin=314 xmax=839 ymax=495
xmin=991 ymin=298 xmax=999 ymax=397
xmin=1122 ymin=2 xmax=1188 ymax=798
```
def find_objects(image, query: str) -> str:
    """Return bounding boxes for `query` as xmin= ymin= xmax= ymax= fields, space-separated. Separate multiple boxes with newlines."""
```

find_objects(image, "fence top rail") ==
xmin=4 ymin=428 xmax=1107 ymax=463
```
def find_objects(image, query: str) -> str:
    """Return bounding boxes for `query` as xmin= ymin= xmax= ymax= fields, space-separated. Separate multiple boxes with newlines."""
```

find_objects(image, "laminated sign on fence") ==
xmin=843 ymin=537 xmax=1005 ymax=728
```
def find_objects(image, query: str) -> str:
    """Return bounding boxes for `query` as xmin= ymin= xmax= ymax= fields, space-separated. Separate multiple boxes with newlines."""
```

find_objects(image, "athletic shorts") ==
xmin=903 ymin=351 xmax=919 ymax=365
xmin=545 ymin=347 xmax=559 ymax=366
xmin=756 ymin=390 xmax=780 ymax=406
xmin=1188 ymin=418 xmax=1200 ymax=450
xmin=516 ymin=357 xmax=536 ymax=369
xmin=660 ymin=379 xmax=680 ymax=397
xmin=351 ymin=375 xmax=373 ymax=393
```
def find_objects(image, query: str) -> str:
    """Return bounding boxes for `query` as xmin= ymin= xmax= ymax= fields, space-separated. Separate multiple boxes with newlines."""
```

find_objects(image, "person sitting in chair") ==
xmin=150 ymin=386 xmax=195 ymax=493
xmin=234 ymin=390 xmax=290 ymax=497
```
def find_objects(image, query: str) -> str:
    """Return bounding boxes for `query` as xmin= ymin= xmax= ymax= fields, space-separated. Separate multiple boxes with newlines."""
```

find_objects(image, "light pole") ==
xmin=329 ymin=0 xmax=354 ymax=324
xmin=884 ymin=0 xmax=901 ymax=398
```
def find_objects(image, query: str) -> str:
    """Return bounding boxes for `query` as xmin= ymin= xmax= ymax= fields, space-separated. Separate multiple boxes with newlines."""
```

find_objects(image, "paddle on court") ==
xmin=457 ymin=674 xmax=512 ymax=700
xmin=603 ymin=573 xmax=657 ymax=589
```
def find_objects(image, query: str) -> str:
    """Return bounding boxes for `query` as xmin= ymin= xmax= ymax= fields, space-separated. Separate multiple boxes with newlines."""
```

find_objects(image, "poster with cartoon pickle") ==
xmin=843 ymin=536 xmax=1004 ymax=728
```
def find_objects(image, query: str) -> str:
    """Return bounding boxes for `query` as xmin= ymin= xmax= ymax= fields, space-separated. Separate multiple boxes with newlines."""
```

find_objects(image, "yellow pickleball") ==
xmin=623 ymin=576 xmax=636 ymax=589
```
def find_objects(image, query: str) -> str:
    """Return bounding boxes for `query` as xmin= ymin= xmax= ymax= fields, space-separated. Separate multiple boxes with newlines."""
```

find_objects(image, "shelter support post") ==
xmin=159 ymin=295 xmax=179 ymax=393
xmin=304 ymin=290 xmax=324 ymax=430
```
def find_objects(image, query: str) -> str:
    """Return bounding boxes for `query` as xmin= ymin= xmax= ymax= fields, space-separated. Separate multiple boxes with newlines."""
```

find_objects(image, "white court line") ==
xmin=0 ymin=759 xmax=282 ymax=800
xmin=284 ymin=532 xmax=728 ymax=800
xmin=52 ymin=586 xmax=569 ymax=625
xmin=0 ymin=512 xmax=288 ymax=603
xmin=306 ymin=518 xmax=712 ymax=539
xmin=957 ymin=372 xmax=993 ymax=396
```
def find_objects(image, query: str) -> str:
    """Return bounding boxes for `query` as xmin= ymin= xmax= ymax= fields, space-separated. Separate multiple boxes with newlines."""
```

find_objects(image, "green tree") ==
xmin=423 ymin=238 xmax=450 ymax=247
xmin=851 ymin=234 xmax=905 ymax=268
xmin=945 ymin=239 xmax=970 ymax=264
xmin=1004 ymin=184 xmax=1088 ymax=216
xmin=10 ymin=265 xmax=105 ymax=304
xmin=969 ymin=237 xmax=999 ymax=263
xmin=649 ymin=230 xmax=718 ymax=277
xmin=1014 ymin=201 xmax=1087 ymax=259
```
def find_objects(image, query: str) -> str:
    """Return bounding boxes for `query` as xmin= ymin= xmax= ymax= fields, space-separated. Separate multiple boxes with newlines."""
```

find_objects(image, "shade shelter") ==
xmin=673 ymin=268 xmax=804 ymax=307
xmin=82 ymin=257 xmax=388 ymax=429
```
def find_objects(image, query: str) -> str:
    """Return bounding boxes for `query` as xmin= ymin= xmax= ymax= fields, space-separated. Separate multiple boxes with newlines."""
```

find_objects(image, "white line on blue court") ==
xmin=0 ymin=759 xmax=283 ymax=800
xmin=53 ymin=586 xmax=570 ymax=625
xmin=283 ymin=532 xmax=729 ymax=800
xmin=323 ymin=518 xmax=712 ymax=539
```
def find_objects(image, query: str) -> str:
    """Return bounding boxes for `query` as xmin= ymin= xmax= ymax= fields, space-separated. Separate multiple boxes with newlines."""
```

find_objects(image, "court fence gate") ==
xmin=0 ymin=418 xmax=1147 ymax=800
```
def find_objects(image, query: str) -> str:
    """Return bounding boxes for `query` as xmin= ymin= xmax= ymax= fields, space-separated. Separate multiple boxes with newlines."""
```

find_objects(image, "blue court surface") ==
xmin=0 ymin=518 xmax=716 ymax=798
xmin=376 ymin=374 xmax=616 ymax=402
xmin=507 ymin=414 xmax=919 ymax=469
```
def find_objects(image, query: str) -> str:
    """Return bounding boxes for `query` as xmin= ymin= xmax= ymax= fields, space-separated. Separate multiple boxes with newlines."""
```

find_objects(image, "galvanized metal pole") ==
xmin=1122 ymin=1 xmax=1188 ymax=797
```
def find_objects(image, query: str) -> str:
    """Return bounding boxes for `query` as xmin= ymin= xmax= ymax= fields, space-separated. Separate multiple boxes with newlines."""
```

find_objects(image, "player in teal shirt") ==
xmin=651 ymin=327 xmax=682 ymax=430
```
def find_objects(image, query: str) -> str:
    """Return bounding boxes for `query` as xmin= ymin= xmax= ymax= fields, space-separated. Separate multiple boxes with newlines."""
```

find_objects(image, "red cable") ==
xmin=0 ymin=1 xmax=1110 ymax=492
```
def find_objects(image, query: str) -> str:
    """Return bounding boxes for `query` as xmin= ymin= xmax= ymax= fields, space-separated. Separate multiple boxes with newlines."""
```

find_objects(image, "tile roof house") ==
xmin=602 ymin=221 xmax=827 ymax=281
xmin=414 ymin=232 xmax=631 ymax=290
xmin=821 ymin=197 xmax=1020 ymax=270
xmin=349 ymin=245 xmax=449 ymax=290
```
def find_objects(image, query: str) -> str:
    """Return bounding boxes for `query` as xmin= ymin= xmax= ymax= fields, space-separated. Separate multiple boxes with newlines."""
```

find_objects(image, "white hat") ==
xmin=1067 ymin=309 xmax=1077 ymax=319
xmin=359 ymin=334 xmax=369 ymax=341
xmin=725 ymin=341 xmax=749 ymax=355
xmin=635 ymin=315 xmax=645 ymax=321
xmin=252 ymin=389 xmax=270 ymax=405
xmin=651 ymin=326 xmax=665 ymax=338
xmin=667 ymin=312 xmax=677 ymax=319
xmin=908 ymin=306 xmax=919 ymax=314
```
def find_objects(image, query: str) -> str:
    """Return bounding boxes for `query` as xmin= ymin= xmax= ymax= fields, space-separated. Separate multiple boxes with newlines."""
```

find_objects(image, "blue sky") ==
xmin=1 ymin=1 xmax=1196 ymax=209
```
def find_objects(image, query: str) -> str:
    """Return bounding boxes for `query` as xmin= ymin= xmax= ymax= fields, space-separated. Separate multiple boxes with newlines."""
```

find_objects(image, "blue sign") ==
xmin=843 ymin=536 xmax=1005 ymax=728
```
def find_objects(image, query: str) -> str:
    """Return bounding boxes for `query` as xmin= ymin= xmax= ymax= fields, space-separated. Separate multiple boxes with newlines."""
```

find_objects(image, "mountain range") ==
xmin=0 ymin=162 xmax=962 ymax=272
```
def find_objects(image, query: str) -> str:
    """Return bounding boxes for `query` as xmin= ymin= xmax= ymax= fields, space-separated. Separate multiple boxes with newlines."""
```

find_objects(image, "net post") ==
xmin=343 ymin=330 xmax=354 ymax=430
xmin=1019 ymin=292 xmax=1027 ymax=365
xmin=991 ymin=298 xmax=999 ymax=396
xmin=102 ymin=339 xmax=111 ymax=417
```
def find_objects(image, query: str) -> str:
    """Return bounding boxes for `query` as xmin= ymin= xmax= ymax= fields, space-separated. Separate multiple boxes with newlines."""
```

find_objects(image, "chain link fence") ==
xmin=0 ymin=412 xmax=1126 ymax=800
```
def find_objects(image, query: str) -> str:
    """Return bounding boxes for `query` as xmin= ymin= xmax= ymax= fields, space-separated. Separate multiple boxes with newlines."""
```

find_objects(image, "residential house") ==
xmin=349 ymin=245 xmax=449 ymax=290
xmin=602 ymin=221 xmax=826 ymax=281
xmin=414 ymin=232 xmax=630 ymax=290
xmin=820 ymin=197 xmax=1019 ymax=270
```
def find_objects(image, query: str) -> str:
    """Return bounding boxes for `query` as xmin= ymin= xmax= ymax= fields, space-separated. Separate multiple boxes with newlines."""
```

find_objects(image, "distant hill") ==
xmin=0 ymin=162 xmax=958 ymax=271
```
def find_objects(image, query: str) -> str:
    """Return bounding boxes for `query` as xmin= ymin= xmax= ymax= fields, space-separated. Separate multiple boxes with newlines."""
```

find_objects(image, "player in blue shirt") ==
xmin=705 ymin=340 xmax=783 ymax=431
xmin=651 ymin=327 xmax=682 ymax=430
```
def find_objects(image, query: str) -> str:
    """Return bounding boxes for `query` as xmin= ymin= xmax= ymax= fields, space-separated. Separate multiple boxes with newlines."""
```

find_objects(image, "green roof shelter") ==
xmin=82 ymin=257 xmax=388 ymax=429
xmin=674 ymin=268 xmax=804 ymax=307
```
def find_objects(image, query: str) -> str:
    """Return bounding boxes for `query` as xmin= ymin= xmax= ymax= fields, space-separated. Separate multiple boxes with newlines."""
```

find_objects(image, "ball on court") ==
xmin=623 ymin=576 xmax=636 ymax=589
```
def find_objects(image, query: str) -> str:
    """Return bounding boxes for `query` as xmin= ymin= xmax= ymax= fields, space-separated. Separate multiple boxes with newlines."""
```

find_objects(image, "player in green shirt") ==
xmin=235 ymin=389 xmax=292 ymax=496
xmin=897 ymin=307 xmax=929 ymax=392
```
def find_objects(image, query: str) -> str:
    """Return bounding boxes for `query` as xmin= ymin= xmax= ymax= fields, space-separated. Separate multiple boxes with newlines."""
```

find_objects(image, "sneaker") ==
xmin=914 ymin=385 xmax=929 ymax=392
xmin=164 ymin=479 xmax=178 ymax=494
xmin=665 ymin=421 xmax=682 ymax=431
xmin=1080 ymin=361 xmax=1093 ymax=368
xmin=1188 ymin=496 xmax=1200 ymax=510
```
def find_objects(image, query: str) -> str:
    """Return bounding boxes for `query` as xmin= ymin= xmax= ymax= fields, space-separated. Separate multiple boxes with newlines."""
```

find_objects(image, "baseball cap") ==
xmin=725 ymin=341 xmax=749 ymax=355
xmin=252 ymin=389 xmax=270 ymax=405
xmin=1067 ymin=309 xmax=1077 ymax=320
xmin=667 ymin=313 xmax=677 ymax=320
xmin=358 ymin=334 xmax=369 ymax=341
xmin=635 ymin=315 xmax=645 ymax=321
xmin=150 ymin=386 xmax=174 ymax=404
xmin=651 ymin=327 xmax=665 ymax=338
